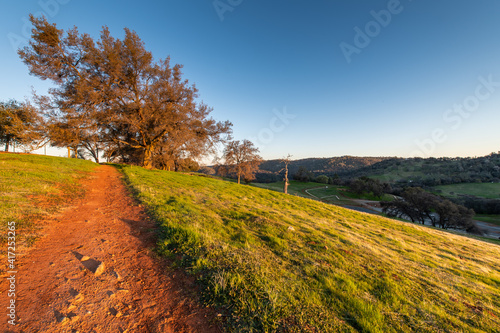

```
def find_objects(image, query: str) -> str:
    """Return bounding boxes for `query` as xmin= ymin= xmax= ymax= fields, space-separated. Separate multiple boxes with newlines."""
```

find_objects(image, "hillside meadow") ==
xmin=0 ymin=153 xmax=96 ymax=250
xmin=433 ymin=183 xmax=500 ymax=200
xmin=116 ymin=164 xmax=500 ymax=333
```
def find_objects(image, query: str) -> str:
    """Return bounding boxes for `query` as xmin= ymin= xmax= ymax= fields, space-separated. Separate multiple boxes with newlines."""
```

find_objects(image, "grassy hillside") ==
xmin=117 ymin=165 xmax=500 ymax=333
xmin=0 ymin=153 xmax=96 ymax=249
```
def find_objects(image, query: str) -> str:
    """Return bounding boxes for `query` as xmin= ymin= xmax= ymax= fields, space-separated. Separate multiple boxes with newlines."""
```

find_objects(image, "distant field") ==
xmin=118 ymin=165 xmax=500 ymax=332
xmin=433 ymin=183 xmax=500 ymax=199
xmin=0 ymin=153 xmax=96 ymax=247
xmin=476 ymin=214 xmax=500 ymax=226
xmin=251 ymin=180 xmax=321 ymax=197
xmin=252 ymin=181 xmax=393 ymax=204
xmin=252 ymin=181 xmax=357 ymax=206
xmin=340 ymin=190 xmax=395 ymax=202
xmin=303 ymin=186 xmax=344 ymax=199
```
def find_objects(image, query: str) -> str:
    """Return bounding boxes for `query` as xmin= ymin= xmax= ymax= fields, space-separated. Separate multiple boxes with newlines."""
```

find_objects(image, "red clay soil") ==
xmin=0 ymin=165 xmax=221 ymax=333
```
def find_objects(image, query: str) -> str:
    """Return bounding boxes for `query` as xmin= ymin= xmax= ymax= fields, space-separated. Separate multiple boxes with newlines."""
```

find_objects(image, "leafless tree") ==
xmin=279 ymin=154 xmax=293 ymax=194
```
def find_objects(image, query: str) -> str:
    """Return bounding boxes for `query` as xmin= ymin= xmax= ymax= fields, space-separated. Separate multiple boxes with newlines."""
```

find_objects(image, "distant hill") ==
xmin=341 ymin=152 xmax=500 ymax=186
xmin=256 ymin=156 xmax=391 ymax=182
xmin=213 ymin=152 xmax=500 ymax=186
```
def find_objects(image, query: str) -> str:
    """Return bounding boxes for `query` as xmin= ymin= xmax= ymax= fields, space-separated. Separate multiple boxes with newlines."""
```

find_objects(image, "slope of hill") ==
xmin=0 ymin=152 xmax=97 ymax=250
xmin=118 ymin=165 xmax=500 ymax=332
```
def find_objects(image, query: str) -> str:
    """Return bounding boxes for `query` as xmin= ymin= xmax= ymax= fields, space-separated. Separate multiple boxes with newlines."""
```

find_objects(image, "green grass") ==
xmin=0 ymin=153 xmax=97 ymax=251
xmin=252 ymin=181 xmax=354 ymax=205
xmin=253 ymin=181 xmax=393 ymax=205
xmin=117 ymin=164 xmax=500 ymax=333
xmin=475 ymin=215 xmax=500 ymax=227
xmin=303 ymin=186 xmax=343 ymax=198
xmin=252 ymin=181 xmax=327 ymax=198
xmin=433 ymin=183 xmax=500 ymax=199
xmin=339 ymin=190 xmax=394 ymax=202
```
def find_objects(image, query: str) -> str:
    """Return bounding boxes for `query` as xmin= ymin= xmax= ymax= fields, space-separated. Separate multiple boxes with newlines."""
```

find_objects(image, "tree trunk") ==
xmin=237 ymin=164 xmax=241 ymax=184
xmin=143 ymin=145 xmax=154 ymax=169
xmin=283 ymin=168 xmax=289 ymax=194
xmin=4 ymin=140 xmax=9 ymax=152
xmin=94 ymin=146 xmax=100 ymax=164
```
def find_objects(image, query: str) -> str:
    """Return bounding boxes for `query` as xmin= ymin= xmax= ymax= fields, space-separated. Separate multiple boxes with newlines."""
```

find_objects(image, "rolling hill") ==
xmin=251 ymin=153 xmax=500 ymax=186
xmin=2 ymin=153 xmax=500 ymax=332
xmin=118 ymin=164 xmax=500 ymax=332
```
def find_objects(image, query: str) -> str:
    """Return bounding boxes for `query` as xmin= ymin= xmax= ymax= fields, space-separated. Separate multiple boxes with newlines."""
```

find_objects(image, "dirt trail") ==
xmin=0 ymin=165 xmax=220 ymax=333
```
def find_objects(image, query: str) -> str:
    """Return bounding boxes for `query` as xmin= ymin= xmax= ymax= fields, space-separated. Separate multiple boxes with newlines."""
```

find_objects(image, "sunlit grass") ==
xmin=117 ymin=165 xmax=500 ymax=332
xmin=0 ymin=153 xmax=96 ymax=250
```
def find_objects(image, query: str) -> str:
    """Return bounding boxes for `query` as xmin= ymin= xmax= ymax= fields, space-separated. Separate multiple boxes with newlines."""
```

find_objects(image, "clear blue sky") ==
xmin=1 ymin=0 xmax=499 ymax=160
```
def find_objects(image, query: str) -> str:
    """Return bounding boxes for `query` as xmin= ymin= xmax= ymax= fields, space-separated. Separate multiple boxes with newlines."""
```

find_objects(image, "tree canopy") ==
xmin=0 ymin=100 xmax=46 ymax=152
xmin=381 ymin=187 xmax=480 ymax=234
xmin=219 ymin=140 xmax=262 ymax=184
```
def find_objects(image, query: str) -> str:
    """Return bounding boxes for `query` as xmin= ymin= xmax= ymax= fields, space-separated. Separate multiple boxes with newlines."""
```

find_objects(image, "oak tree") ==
xmin=19 ymin=15 xmax=231 ymax=168
xmin=220 ymin=140 xmax=262 ymax=184
xmin=0 ymin=100 xmax=46 ymax=152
